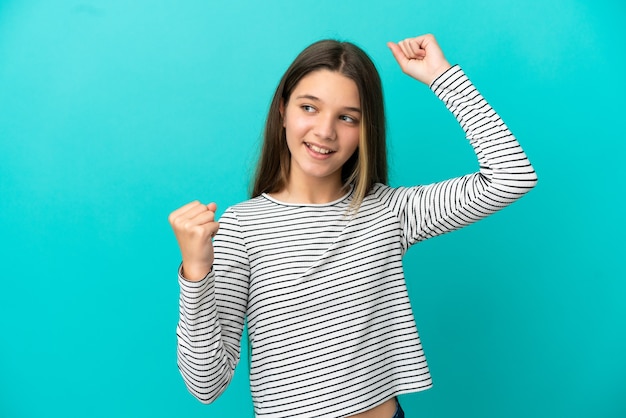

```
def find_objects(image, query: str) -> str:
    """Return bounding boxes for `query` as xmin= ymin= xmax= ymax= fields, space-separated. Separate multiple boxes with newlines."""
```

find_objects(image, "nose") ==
xmin=314 ymin=114 xmax=336 ymax=141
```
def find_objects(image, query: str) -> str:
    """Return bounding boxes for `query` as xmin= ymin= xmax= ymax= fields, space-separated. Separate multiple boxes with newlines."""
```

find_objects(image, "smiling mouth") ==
xmin=305 ymin=142 xmax=334 ymax=155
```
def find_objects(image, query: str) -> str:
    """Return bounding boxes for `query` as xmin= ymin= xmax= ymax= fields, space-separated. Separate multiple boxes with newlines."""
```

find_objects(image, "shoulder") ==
xmin=226 ymin=195 xmax=269 ymax=212
xmin=363 ymin=183 xmax=426 ymax=217
xmin=219 ymin=194 xmax=283 ymax=225
xmin=366 ymin=183 xmax=412 ymax=202
xmin=219 ymin=195 xmax=268 ymax=218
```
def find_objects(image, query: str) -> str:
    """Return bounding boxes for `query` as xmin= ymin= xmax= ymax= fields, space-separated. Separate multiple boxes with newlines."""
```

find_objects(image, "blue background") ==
xmin=1 ymin=1 xmax=624 ymax=417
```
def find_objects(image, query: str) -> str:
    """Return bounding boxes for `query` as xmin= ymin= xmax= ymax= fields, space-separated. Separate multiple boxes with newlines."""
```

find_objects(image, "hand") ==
xmin=387 ymin=34 xmax=452 ymax=86
xmin=168 ymin=201 xmax=220 ymax=281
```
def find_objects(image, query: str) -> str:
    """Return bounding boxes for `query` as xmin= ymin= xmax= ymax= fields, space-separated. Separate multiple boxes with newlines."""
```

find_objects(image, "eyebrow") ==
xmin=295 ymin=94 xmax=362 ymax=114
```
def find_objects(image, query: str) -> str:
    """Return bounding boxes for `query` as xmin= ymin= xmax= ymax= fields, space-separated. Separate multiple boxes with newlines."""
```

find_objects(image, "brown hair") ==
xmin=251 ymin=39 xmax=387 ymax=211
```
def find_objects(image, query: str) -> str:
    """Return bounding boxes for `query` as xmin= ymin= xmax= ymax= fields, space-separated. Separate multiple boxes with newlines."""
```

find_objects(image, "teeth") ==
xmin=307 ymin=143 xmax=332 ymax=154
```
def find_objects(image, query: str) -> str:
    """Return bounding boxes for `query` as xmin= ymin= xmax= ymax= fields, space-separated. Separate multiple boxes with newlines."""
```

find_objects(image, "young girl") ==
xmin=169 ymin=34 xmax=537 ymax=418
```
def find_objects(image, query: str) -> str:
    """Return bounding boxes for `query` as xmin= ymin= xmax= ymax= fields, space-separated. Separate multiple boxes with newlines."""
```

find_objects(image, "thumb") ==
xmin=207 ymin=202 xmax=217 ymax=212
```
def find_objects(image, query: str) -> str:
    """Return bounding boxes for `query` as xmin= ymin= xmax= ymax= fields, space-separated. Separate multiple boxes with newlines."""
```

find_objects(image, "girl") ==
xmin=169 ymin=34 xmax=537 ymax=418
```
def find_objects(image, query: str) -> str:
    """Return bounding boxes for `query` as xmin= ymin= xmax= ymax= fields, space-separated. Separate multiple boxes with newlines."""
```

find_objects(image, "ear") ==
xmin=279 ymin=99 xmax=285 ymax=127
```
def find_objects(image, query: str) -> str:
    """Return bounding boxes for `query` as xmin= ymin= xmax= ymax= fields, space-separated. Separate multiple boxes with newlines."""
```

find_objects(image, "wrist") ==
xmin=426 ymin=62 xmax=452 ymax=85
xmin=181 ymin=262 xmax=212 ymax=282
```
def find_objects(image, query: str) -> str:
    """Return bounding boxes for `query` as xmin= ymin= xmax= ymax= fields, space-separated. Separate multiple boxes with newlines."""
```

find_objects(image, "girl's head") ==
xmin=252 ymin=39 xmax=387 ymax=210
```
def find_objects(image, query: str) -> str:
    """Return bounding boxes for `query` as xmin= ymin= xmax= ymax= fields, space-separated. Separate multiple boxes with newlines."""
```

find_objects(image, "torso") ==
xmin=227 ymin=188 xmax=432 ymax=416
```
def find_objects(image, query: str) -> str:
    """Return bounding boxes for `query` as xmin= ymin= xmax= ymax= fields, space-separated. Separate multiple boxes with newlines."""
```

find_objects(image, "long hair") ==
xmin=251 ymin=40 xmax=387 ymax=211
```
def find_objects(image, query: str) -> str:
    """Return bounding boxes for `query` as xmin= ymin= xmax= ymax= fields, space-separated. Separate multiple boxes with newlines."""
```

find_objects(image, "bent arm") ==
xmin=393 ymin=65 xmax=537 ymax=249
xmin=176 ymin=209 xmax=250 ymax=403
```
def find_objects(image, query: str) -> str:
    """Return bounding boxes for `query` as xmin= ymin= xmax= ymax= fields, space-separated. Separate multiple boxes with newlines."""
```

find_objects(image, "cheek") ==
xmin=345 ymin=129 xmax=361 ymax=152
xmin=284 ymin=117 xmax=313 ymax=144
xmin=286 ymin=114 xmax=310 ymax=131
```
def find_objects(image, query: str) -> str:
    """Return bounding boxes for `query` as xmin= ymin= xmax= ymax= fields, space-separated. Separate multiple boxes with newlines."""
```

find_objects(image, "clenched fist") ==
xmin=168 ymin=201 xmax=220 ymax=281
xmin=387 ymin=34 xmax=452 ymax=86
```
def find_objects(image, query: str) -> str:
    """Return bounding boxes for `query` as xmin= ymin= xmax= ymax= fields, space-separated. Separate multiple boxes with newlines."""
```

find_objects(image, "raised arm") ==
xmin=383 ymin=34 xmax=538 ymax=250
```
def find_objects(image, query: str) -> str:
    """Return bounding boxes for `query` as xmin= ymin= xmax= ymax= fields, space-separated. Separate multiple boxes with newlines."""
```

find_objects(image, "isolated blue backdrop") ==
xmin=1 ymin=1 xmax=624 ymax=417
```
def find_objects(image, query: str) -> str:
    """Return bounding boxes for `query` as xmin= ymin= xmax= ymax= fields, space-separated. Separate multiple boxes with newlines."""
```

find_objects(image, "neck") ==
xmin=274 ymin=175 xmax=347 ymax=204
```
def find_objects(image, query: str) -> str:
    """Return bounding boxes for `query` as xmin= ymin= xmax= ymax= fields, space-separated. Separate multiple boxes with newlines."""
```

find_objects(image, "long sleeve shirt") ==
xmin=176 ymin=65 xmax=538 ymax=418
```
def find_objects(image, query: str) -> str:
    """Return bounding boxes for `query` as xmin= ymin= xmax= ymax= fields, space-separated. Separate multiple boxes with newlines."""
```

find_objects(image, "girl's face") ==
xmin=281 ymin=69 xmax=361 ymax=189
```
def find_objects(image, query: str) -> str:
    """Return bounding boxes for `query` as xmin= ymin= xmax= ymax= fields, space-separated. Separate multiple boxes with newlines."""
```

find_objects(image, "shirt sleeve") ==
xmin=176 ymin=208 xmax=250 ymax=403
xmin=382 ymin=65 xmax=538 ymax=252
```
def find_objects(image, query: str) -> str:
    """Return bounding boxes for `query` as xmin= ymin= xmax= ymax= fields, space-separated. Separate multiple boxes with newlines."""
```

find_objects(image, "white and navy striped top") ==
xmin=176 ymin=66 xmax=537 ymax=417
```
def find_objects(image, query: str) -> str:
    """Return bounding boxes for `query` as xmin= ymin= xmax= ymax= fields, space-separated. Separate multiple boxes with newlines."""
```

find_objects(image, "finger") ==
xmin=402 ymin=38 xmax=425 ymax=60
xmin=387 ymin=42 xmax=409 ymax=67
xmin=177 ymin=202 xmax=211 ymax=222
xmin=417 ymin=34 xmax=444 ymax=59
xmin=398 ymin=39 xmax=412 ymax=59
xmin=406 ymin=39 xmax=420 ymax=57
xmin=189 ymin=210 xmax=216 ymax=225
xmin=169 ymin=200 xmax=202 ymax=224
xmin=206 ymin=202 xmax=217 ymax=212
xmin=189 ymin=221 xmax=220 ymax=239
xmin=413 ymin=33 xmax=434 ymax=49
xmin=208 ymin=221 xmax=220 ymax=238
xmin=408 ymin=39 xmax=426 ymax=59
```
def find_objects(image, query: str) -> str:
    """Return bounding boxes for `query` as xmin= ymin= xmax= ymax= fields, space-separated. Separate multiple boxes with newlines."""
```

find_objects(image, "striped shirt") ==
xmin=176 ymin=65 xmax=538 ymax=417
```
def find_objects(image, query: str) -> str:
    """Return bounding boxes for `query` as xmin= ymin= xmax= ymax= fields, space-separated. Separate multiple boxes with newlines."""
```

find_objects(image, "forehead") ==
xmin=290 ymin=70 xmax=360 ymax=106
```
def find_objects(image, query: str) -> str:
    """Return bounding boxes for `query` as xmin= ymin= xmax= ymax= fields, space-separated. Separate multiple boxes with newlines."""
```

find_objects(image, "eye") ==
xmin=340 ymin=115 xmax=358 ymax=124
xmin=301 ymin=105 xmax=316 ymax=113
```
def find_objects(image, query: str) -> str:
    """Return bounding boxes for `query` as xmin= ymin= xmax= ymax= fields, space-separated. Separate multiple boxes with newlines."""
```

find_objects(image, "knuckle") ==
xmin=172 ymin=218 xmax=184 ymax=230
